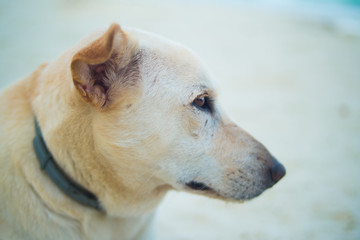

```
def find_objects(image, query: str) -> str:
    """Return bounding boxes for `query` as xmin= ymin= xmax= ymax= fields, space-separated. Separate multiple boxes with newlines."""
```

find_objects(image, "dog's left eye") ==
xmin=193 ymin=94 xmax=212 ymax=112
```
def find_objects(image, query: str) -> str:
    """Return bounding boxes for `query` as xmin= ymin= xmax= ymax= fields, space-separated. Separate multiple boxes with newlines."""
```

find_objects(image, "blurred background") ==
xmin=1 ymin=0 xmax=359 ymax=239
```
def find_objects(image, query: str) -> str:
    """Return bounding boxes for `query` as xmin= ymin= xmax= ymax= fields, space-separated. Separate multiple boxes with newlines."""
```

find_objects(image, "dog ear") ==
xmin=71 ymin=23 xmax=138 ymax=109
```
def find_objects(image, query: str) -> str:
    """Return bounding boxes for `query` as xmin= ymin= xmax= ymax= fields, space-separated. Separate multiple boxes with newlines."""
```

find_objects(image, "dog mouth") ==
xmin=185 ymin=181 xmax=212 ymax=191
xmin=184 ymin=181 xmax=226 ymax=199
xmin=184 ymin=180 xmax=262 ymax=202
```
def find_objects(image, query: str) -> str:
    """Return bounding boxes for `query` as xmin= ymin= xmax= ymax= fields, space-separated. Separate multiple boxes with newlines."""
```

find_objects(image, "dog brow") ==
xmin=190 ymin=84 xmax=216 ymax=99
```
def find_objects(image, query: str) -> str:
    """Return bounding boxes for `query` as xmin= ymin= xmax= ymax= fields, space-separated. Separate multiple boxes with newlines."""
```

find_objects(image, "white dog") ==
xmin=0 ymin=23 xmax=285 ymax=239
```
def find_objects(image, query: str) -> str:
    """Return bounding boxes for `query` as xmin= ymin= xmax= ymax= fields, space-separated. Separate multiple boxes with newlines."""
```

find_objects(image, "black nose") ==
xmin=270 ymin=160 xmax=286 ymax=183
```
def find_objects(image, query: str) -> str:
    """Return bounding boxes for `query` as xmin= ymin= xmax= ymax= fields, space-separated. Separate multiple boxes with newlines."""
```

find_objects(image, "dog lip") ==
xmin=186 ymin=181 xmax=212 ymax=191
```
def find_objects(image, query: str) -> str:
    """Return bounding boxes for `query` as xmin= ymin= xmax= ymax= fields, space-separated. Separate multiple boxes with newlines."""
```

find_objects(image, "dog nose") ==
xmin=270 ymin=160 xmax=286 ymax=183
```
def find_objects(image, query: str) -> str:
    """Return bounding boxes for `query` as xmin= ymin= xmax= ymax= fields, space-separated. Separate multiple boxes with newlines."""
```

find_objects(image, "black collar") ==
xmin=32 ymin=118 xmax=103 ymax=211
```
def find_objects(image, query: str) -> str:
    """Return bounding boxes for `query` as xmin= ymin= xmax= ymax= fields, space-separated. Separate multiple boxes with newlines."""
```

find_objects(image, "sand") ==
xmin=1 ymin=0 xmax=359 ymax=239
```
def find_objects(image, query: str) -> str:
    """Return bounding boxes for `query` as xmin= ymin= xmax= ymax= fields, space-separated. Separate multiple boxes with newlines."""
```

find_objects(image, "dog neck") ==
xmin=32 ymin=118 xmax=103 ymax=211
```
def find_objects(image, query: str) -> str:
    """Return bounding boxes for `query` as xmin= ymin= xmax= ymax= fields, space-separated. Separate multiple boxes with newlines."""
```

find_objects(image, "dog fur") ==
xmin=0 ymin=23 xmax=285 ymax=240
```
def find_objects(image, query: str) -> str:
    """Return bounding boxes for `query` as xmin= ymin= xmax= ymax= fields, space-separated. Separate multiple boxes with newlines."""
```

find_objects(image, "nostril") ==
xmin=270 ymin=161 xmax=286 ymax=183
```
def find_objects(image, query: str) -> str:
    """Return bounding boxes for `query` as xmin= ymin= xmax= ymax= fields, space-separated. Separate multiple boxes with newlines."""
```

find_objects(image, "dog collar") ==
xmin=32 ymin=118 xmax=103 ymax=211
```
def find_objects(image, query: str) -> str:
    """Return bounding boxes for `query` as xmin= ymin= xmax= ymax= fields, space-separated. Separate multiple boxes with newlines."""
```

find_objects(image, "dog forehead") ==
xmin=126 ymin=27 xmax=208 ymax=77
xmin=125 ymin=26 xmax=194 ymax=54
xmin=141 ymin=49 xmax=206 ymax=84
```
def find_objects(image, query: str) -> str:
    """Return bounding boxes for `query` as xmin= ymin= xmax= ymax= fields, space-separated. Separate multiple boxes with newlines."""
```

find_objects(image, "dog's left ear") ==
xmin=71 ymin=23 xmax=138 ymax=109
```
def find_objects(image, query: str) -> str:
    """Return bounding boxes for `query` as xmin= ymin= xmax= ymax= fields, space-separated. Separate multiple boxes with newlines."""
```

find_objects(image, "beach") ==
xmin=1 ymin=0 xmax=359 ymax=239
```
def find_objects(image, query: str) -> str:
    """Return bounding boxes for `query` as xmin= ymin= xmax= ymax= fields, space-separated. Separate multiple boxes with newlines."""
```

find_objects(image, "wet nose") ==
xmin=270 ymin=160 xmax=286 ymax=183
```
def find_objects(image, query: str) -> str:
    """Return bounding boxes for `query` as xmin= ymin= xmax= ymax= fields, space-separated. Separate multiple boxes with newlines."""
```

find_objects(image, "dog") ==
xmin=0 ymin=23 xmax=285 ymax=240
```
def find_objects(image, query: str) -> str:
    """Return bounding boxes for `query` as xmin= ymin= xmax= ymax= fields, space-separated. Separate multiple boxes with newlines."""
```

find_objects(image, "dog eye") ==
xmin=193 ymin=95 xmax=212 ymax=112
xmin=194 ymin=96 xmax=206 ymax=108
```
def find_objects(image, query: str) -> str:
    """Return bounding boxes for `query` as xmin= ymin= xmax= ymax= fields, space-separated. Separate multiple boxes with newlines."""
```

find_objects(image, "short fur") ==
xmin=0 ymin=23 xmax=285 ymax=240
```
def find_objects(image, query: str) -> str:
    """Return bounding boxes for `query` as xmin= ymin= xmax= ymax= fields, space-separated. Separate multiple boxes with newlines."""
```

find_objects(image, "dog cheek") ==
xmin=184 ymin=113 xmax=202 ymax=138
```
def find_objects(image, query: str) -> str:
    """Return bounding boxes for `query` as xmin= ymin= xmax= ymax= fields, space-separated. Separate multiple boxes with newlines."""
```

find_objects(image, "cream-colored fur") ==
xmin=0 ymin=23 xmax=285 ymax=240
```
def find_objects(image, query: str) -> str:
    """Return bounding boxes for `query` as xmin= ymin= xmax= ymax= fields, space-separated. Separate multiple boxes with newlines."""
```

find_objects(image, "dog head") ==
xmin=44 ymin=23 xmax=285 ymax=215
